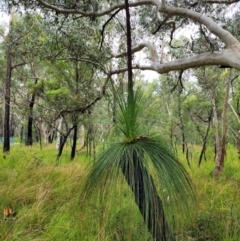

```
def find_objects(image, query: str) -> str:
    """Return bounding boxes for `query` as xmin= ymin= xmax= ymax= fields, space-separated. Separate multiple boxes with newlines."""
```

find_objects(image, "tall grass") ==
xmin=0 ymin=143 xmax=240 ymax=240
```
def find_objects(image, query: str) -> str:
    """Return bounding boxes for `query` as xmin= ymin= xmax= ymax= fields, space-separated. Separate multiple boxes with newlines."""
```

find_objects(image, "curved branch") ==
xmin=35 ymin=0 xmax=154 ymax=16
xmin=112 ymin=41 xmax=160 ymax=62
xmin=100 ymin=9 xmax=122 ymax=51
xmin=111 ymin=47 xmax=240 ymax=74
xmin=161 ymin=5 xmax=239 ymax=47
xmin=153 ymin=51 xmax=230 ymax=73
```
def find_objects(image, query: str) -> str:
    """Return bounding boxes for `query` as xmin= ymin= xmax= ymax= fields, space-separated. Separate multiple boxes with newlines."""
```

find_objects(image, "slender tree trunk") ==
xmin=177 ymin=92 xmax=185 ymax=154
xmin=3 ymin=9 xmax=14 ymax=152
xmin=10 ymin=114 xmax=15 ymax=137
xmin=20 ymin=125 xmax=24 ymax=143
xmin=79 ymin=125 xmax=85 ymax=148
xmin=71 ymin=123 xmax=78 ymax=160
xmin=35 ymin=124 xmax=42 ymax=149
xmin=25 ymin=80 xmax=37 ymax=145
xmin=228 ymin=102 xmax=240 ymax=158
xmin=198 ymin=112 xmax=212 ymax=167
xmin=56 ymin=116 xmax=63 ymax=150
xmin=0 ymin=112 xmax=3 ymax=137
xmin=212 ymin=70 xmax=232 ymax=175
xmin=56 ymin=126 xmax=75 ymax=160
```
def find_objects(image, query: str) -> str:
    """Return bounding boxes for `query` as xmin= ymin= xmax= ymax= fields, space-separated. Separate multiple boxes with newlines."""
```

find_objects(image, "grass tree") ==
xmin=85 ymin=90 xmax=195 ymax=240
xmin=85 ymin=1 xmax=195 ymax=240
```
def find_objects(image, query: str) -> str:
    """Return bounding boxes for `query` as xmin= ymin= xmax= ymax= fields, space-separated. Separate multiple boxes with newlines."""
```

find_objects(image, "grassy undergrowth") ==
xmin=0 ymin=143 xmax=240 ymax=240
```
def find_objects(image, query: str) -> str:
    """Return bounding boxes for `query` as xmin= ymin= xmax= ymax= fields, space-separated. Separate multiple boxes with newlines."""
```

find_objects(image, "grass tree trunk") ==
xmin=121 ymin=149 xmax=174 ymax=241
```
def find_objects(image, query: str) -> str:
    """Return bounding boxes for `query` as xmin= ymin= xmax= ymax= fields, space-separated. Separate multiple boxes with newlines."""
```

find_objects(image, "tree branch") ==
xmin=56 ymin=74 xmax=110 ymax=118
xmin=208 ymin=0 xmax=240 ymax=3
xmin=112 ymin=41 xmax=160 ymax=63
xmin=152 ymin=51 xmax=232 ymax=73
xmin=111 ymin=48 xmax=240 ymax=74
xmin=161 ymin=5 xmax=239 ymax=47
xmin=229 ymin=102 xmax=240 ymax=124
xmin=99 ymin=9 xmax=122 ymax=51
xmin=35 ymin=0 xmax=240 ymax=72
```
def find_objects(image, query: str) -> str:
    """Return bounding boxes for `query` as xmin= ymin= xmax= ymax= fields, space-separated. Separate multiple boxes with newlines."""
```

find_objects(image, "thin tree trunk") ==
xmin=71 ymin=123 xmax=78 ymax=160
xmin=212 ymin=70 xmax=232 ymax=175
xmin=10 ymin=114 xmax=15 ymax=137
xmin=3 ymin=9 xmax=14 ymax=152
xmin=198 ymin=112 xmax=212 ymax=167
xmin=20 ymin=125 xmax=24 ymax=143
xmin=228 ymin=102 xmax=240 ymax=157
xmin=25 ymin=79 xmax=37 ymax=146
xmin=177 ymin=92 xmax=185 ymax=154
xmin=35 ymin=124 xmax=42 ymax=149
xmin=56 ymin=126 xmax=75 ymax=160
xmin=56 ymin=116 xmax=63 ymax=150
xmin=211 ymin=96 xmax=220 ymax=174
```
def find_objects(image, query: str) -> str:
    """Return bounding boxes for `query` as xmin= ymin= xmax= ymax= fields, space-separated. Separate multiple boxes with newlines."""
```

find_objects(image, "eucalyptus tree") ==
xmin=183 ymin=89 xmax=213 ymax=166
xmin=33 ymin=16 xmax=110 ymax=159
xmin=3 ymin=0 xmax=238 ymax=73
xmin=1 ymin=10 xmax=36 ymax=151
xmin=3 ymin=14 xmax=56 ymax=147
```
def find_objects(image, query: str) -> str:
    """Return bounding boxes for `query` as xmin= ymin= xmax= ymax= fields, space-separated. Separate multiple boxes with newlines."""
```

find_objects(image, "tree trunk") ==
xmin=25 ymin=78 xmax=38 ymax=146
xmin=10 ymin=114 xmax=15 ymax=137
xmin=35 ymin=124 xmax=42 ymax=149
xmin=56 ymin=116 xmax=63 ymax=150
xmin=79 ymin=125 xmax=85 ymax=148
xmin=56 ymin=126 xmax=75 ymax=160
xmin=20 ymin=125 xmax=24 ymax=143
xmin=211 ymin=70 xmax=232 ymax=176
xmin=198 ymin=112 xmax=212 ymax=167
xmin=3 ymin=9 xmax=14 ymax=152
xmin=228 ymin=102 xmax=240 ymax=158
xmin=71 ymin=123 xmax=78 ymax=160
xmin=177 ymin=88 xmax=185 ymax=154
xmin=121 ymin=150 xmax=175 ymax=241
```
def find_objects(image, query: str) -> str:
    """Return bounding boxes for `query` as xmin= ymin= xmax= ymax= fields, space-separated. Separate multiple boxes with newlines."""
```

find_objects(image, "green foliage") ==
xmin=46 ymin=87 xmax=70 ymax=100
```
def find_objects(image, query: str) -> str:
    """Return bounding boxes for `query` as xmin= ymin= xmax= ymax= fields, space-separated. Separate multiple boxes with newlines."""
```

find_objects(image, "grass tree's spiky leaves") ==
xmin=116 ymin=88 xmax=144 ymax=140
xmin=84 ymin=89 xmax=195 ymax=240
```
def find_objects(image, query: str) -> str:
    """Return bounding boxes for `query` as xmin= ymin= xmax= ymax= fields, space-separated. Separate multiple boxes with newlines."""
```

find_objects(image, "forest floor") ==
xmin=0 ymin=143 xmax=240 ymax=241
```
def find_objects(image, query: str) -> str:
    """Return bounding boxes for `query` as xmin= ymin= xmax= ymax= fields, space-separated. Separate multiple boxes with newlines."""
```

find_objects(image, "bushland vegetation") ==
xmin=0 ymin=143 xmax=240 ymax=241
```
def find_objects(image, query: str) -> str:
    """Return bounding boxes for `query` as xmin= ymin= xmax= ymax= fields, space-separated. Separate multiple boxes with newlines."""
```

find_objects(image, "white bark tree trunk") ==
xmin=56 ymin=117 xmax=63 ymax=150
xmin=79 ymin=124 xmax=85 ymax=147
xmin=212 ymin=70 xmax=232 ymax=175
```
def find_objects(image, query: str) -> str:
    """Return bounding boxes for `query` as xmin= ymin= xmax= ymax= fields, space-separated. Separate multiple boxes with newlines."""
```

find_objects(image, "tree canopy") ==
xmin=3 ymin=0 xmax=239 ymax=76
